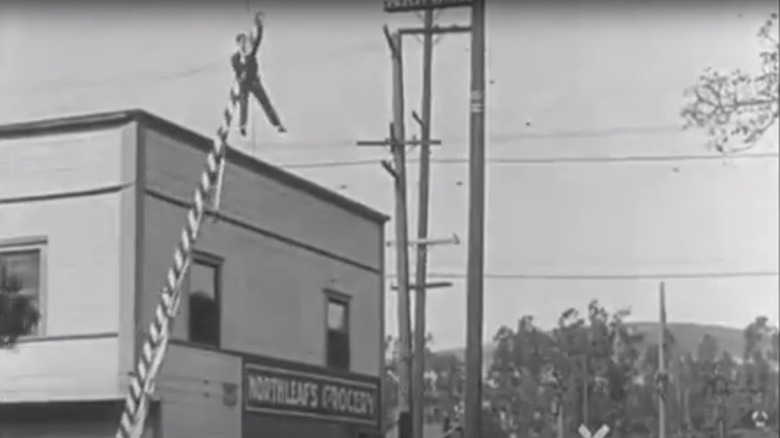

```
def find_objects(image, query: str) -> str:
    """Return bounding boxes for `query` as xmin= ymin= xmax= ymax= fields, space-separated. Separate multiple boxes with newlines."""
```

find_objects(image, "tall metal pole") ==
xmin=411 ymin=8 xmax=436 ymax=438
xmin=463 ymin=0 xmax=487 ymax=436
xmin=659 ymin=282 xmax=668 ymax=438
xmin=390 ymin=30 xmax=414 ymax=438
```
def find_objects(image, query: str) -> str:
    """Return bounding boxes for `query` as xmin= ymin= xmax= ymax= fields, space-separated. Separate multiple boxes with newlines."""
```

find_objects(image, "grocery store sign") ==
xmin=243 ymin=363 xmax=380 ymax=426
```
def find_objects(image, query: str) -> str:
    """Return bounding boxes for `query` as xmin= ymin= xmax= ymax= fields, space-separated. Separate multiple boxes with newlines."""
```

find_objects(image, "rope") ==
xmin=113 ymin=73 xmax=240 ymax=438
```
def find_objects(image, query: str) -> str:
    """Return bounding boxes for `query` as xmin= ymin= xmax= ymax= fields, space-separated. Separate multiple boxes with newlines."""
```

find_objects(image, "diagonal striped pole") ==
xmin=114 ymin=78 xmax=241 ymax=438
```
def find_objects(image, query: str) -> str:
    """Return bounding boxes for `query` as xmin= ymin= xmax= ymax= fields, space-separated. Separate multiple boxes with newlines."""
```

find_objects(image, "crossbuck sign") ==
xmin=752 ymin=410 xmax=768 ymax=428
xmin=579 ymin=424 xmax=610 ymax=438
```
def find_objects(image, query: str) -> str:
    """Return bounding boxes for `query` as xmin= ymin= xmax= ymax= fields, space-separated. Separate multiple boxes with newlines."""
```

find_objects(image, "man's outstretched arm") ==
xmin=249 ymin=13 xmax=264 ymax=57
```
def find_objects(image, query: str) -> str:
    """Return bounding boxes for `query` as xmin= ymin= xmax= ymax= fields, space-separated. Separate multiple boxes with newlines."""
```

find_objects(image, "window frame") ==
xmin=183 ymin=251 xmax=223 ymax=349
xmin=323 ymin=289 xmax=351 ymax=370
xmin=0 ymin=237 xmax=47 ymax=338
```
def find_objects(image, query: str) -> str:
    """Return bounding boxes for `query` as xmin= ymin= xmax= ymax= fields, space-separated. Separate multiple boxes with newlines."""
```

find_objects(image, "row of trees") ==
xmin=385 ymin=301 xmax=780 ymax=438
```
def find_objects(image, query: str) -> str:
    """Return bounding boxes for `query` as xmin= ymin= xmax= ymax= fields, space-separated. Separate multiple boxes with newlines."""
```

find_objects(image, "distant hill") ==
xmin=630 ymin=322 xmax=746 ymax=359
xmin=436 ymin=322 xmax=747 ymax=368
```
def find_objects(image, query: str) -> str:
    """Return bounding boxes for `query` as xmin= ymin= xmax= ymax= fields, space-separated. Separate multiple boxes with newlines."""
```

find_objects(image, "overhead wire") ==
xmin=242 ymin=123 xmax=694 ymax=152
xmin=281 ymin=151 xmax=779 ymax=170
xmin=4 ymin=18 xmax=778 ymax=170
xmin=248 ymin=123 xmax=778 ymax=153
xmin=2 ymin=42 xmax=383 ymax=100
xmin=384 ymin=270 xmax=780 ymax=281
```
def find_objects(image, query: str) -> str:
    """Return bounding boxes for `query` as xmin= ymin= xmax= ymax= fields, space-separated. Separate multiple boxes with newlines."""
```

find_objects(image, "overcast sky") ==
xmin=1 ymin=1 xmax=777 ymax=349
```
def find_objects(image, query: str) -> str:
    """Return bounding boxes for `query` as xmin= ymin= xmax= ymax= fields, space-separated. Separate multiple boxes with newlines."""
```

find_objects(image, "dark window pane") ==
xmin=188 ymin=260 xmax=219 ymax=347
xmin=326 ymin=297 xmax=350 ymax=370
xmin=0 ymin=249 xmax=42 ymax=336
xmin=327 ymin=330 xmax=350 ymax=370
xmin=0 ymin=250 xmax=40 ymax=294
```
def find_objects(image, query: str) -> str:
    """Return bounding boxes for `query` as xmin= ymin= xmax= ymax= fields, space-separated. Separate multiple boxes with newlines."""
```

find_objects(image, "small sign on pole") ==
xmin=578 ymin=424 xmax=611 ymax=438
xmin=383 ymin=0 xmax=473 ymax=13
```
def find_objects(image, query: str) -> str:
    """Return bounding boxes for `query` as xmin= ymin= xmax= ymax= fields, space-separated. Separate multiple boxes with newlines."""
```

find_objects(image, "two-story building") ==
xmin=0 ymin=110 xmax=387 ymax=438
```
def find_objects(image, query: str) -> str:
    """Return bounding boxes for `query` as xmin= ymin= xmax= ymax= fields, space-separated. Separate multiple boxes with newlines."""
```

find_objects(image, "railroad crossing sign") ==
xmin=752 ymin=410 xmax=768 ymax=428
xmin=578 ymin=424 xmax=610 ymax=438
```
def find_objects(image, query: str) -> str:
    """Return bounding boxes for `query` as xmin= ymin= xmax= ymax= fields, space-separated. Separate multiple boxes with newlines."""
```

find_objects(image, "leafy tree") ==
xmin=742 ymin=316 xmax=778 ymax=422
xmin=488 ymin=316 xmax=556 ymax=438
xmin=682 ymin=12 xmax=779 ymax=152
xmin=404 ymin=309 xmax=780 ymax=436
xmin=487 ymin=302 xmax=646 ymax=438
xmin=676 ymin=353 xmax=697 ymax=434
xmin=425 ymin=348 xmax=465 ymax=424
xmin=383 ymin=335 xmax=401 ymax=427
xmin=383 ymin=333 xmax=466 ymax=428
xmin=0 ymin=264 xmax=40 ymax=349
xmin=697 ymin=333 xmax=721 ymax=363
xmin=743 ymin=316 xmax=774 ymax=363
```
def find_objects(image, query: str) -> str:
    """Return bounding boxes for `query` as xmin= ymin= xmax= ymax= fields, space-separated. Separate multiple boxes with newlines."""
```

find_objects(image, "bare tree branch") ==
xmin=682 ymin=12 xmax=779 ymax=153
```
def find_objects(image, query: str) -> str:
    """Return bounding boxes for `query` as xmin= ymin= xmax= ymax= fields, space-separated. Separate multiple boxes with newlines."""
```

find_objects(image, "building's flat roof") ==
xmin=0 ymin=109 xmax=388 ymax=224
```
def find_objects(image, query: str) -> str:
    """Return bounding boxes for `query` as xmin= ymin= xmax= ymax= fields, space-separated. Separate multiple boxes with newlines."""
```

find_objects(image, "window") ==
xmin=186 ymin=255 xmax=221 ymax=348
xmin=325 ymin=292 xmax=350 ymax=370
xmin=0 ymin=246 xmax=43 ymax=337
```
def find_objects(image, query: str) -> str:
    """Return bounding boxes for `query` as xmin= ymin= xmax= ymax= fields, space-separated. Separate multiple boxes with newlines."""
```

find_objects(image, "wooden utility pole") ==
xmin=381 ymin=2 xmax=476 ymax=437
xmin=357 ymin=28 xmax=413 ymax=438
xmin=682 ymin=375 xmax=691 ymax=438
xmin=582 ymin=354 xmax=589 ymax=428
xmin=557 ymin=407 xmax=565 ymax=438
xmin=714 ymin=373 xmax=728 ymax=438
xmin=555 ymin=395 xmax=565 ymax=438
xmin=388 ymin=30 xmax=412 ymax=438
xmin=411 ymin=8 xmax=436 ymax=438
xmin=674 ymin=356 xmax=683 ymax=437
xmin=659 ymin=282 xmax=668 ymax=438
xmin=463 ymin=0 xmax=487 ymax=436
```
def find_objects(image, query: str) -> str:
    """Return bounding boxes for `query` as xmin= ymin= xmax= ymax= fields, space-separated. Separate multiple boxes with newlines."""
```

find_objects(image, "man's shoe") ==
xmin=277 ymin=125 xmax=287 ymax=134
xmin=239 ymin=126 xmax=247 ymax=136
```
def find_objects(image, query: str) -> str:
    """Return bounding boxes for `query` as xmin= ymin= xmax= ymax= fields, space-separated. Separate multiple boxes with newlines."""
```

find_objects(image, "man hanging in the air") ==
xmin=232 ymin=13 xmax=286 ymax=136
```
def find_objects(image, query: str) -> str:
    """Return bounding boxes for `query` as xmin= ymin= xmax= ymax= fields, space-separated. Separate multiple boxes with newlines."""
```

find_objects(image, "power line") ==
xmin=3 ymin=43 xmax=384 ymax=100
xmin=434 ymin=152 xmax=780 ymax=164
xmin=282 ymin=151 xmax=779 ymax=169
xmin=385 ymin=270 xmax=780 ymax=281
xmin=248 ymin=124 xmax=691 ymax=152
xmin=490 ymin=124 xmax=684 ymax=140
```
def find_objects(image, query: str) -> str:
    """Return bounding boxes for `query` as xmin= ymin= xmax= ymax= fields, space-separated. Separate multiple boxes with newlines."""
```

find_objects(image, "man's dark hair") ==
xmin=235 ymin=33 xmax=247 ymax=44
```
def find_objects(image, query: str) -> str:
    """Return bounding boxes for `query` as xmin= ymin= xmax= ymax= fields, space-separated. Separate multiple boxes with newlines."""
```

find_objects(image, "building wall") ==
xmin=157 ymin=343 xmax=382 ymax=438
xmin=138 ymin=126 xmax=384 ymax=375
xmin=0 ymin=112 xmax=383 ymax=437
xmin=157 ymin=343 xmax=241 ymax=438
xmin=0 ymin=401 xmax=159 ymax=438
xmin=0 ymin=420 xmax=114 ymax=438
xmin=0 ymin=126 xmax=136 ymax=402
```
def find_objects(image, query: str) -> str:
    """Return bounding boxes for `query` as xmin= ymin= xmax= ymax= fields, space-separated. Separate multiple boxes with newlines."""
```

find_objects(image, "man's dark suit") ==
xmin=231 ymin=27 xmax=283 ymax=132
